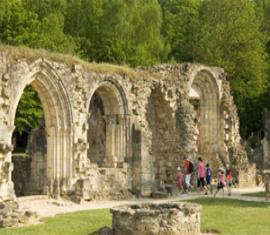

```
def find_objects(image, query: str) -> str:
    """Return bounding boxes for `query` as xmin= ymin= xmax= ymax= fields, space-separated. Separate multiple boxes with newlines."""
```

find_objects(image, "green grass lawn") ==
xmin=1 ymin=209 xmax=111 ymax=235
xmin=191 ymin=198 xmax=270 ymax=235
xmin=2 ymin=199 xmax=270 ymax=235
xmin=242 ymin=191 xmax=267 ymax=198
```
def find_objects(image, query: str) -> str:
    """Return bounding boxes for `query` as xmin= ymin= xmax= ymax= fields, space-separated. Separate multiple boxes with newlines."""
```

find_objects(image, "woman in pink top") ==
xmin=214 ymin=168 xmax=226 ymax=198
xmin=197 ymin=157 xmax=209 ymax=195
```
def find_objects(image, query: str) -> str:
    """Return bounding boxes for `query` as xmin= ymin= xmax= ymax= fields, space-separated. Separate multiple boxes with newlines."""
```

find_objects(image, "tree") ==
xmin=160 ymin=0 xmax=201 ymax=62
xmin=193 ymin=0 xmax=268 ymax=138
xmin=65 ymin=0 xmax=168 ymax=66
xmin=15 ymin=86 xmax=44 ymax=135
xmin=0 ymin=0 xmax=76 ymax=54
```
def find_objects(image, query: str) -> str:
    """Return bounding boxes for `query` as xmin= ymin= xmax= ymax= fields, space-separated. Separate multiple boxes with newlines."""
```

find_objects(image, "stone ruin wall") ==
xmin=260 ymin=111 xmax=270 ymax=170
xmin=0 ymin=47 xmax=254 ymax=206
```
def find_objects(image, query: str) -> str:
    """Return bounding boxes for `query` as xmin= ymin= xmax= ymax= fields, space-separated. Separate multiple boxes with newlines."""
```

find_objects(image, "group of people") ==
xmin=176 ymin=157 xmax=234 ymax=197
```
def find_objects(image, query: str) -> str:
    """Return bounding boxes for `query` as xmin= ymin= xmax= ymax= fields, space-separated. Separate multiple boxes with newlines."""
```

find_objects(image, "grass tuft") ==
xmin=0 ymin=44 xmax=136 ymax=79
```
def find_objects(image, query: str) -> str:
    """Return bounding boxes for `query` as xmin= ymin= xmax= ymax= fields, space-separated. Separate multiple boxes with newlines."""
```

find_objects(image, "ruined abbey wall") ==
xmin=0 ymin=47 xmax=253 ymax=201
xmin=261 ymin=111 xmax=270 ymax=168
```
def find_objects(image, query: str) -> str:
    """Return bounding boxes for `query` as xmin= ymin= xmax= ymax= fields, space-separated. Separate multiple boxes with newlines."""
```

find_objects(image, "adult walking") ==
xmin=184 ymin=157 xmax=193 ymax=191
xmin=197 ymin=157 xmax=209 ymax=195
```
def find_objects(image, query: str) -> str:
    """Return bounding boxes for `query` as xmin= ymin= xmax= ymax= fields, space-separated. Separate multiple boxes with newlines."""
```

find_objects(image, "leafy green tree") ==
xmin=0 ymin=0 xmax=75 ymax=53
xmin=65 ymin=0 xmax=167 ymax=66
xmin=159 ymin=0 xmax=201 ymax=62
xmin=0 ymin=0 xmax=41 ymax=46
xmin=193 ymin=0 xmax=268 ymax=137
xmin=22 ymin=0 xmax=75 ymax=53
xmin=23 ymin=0 xmax=67 ymax=20
xmin=15 ymin=86 xmax=44 ymax=135
xmin=254 ymin=0 xmax=270 ymax=55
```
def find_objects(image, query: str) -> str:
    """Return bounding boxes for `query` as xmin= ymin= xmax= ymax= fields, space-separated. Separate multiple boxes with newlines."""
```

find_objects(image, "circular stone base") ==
xmin=111 ymin=202 xmax=201 ymax=235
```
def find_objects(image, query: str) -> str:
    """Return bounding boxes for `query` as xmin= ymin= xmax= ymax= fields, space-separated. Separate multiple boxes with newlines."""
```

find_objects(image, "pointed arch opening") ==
xmin=189 ymin=70 xmax=221 ymax=170
xmin=11 ymin=64 xmax=73 ymax=198
xmin=87 ymin=81 xmax=128 ymax=168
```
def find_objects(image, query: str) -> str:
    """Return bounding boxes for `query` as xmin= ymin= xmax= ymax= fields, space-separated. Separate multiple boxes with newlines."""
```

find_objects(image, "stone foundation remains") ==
xmin=93 ymin=203 xmax=201 ymax=235
xmin=0 ymin=198 xmax=38 ymax=228
xmin=111 ymin=203 xmax=201 ymax=235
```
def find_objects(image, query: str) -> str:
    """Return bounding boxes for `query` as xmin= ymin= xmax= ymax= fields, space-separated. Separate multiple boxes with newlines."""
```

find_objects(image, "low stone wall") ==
xmin=110 ymin=203 xmax=201 ymax=235
xmin=74 ymin=166 xmax=130 ymax=202
xmin=0 ymin=199 xmax=38 ymax=228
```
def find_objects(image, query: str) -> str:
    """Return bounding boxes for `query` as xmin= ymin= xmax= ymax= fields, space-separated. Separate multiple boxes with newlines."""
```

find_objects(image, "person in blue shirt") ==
xmin=205 ymin=163 xmax=212 ymax=194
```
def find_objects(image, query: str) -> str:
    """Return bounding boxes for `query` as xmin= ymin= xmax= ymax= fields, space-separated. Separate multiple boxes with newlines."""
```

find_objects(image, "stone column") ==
xmin=63 ymin=126 xmax=73 ymax=191
xmin=105 ymin=115 xmax=117 ymax=167
xmin=48 ymin=126 xmax=74 ymax=197
xmin=118 ymin=114 xmax=128 ymax=164
xmin=140 ymin=130 xmax=154 ymax=196
xmin=46 ymin=126 xmax=61 ymax=198
xmin=0 ymin=125 xmax=15 ymax=199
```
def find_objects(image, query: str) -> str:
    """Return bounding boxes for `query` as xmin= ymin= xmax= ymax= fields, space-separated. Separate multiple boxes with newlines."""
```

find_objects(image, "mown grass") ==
xmin=190 ymin=198 xmax=270 ymax=235
xmin=1 ymin=209 xmax=111 ymax=235
xmin=2 ymin=198 xmax=270 ymax=235
xmin=242 ymin=191 xmax=266 ymax=198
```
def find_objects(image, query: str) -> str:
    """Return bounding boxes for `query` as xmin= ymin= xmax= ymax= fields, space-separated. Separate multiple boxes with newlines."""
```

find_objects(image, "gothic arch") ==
xmin=10 ymin=60 xmax=73 ymax=197
xmin=189 ymin=69 xmax=222 ymax=170
xmin=87 ymin=79 xmax=129 ymax=168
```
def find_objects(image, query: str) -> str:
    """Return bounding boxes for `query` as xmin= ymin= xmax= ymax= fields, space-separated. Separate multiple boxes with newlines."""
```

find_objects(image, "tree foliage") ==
xmin=160 ymin=0 xmax=200 ymax=62
xmin=193 ymin=0 xmax=268 ymax=137
xmin=15 ymin=86 xmax=44 ymax=134
xmin=0 ymin=0 xmax=270 ymax=139
xmin=65 ymin=0 xmax=167 ymax=66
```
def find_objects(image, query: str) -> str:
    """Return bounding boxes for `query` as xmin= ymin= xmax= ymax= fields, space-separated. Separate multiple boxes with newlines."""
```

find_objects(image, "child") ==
xmin=214 ymin=168 xmax=225 ymax=198
xmin=264 ymin=172 xmax=270 ymax=201
xmin=225 ymin=164 xmax=233 ymax=196
xmin=176 ymin=167 xmax=185 ymax=194
xmin=206 ymin=163 xmax=212 ymax=194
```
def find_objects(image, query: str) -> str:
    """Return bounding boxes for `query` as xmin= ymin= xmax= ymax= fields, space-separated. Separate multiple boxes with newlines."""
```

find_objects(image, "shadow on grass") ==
xmin=87 ymin=226 xmax=112 ymax=235
xmin=187 ymin=197 xmax=270 ymax=208
xmin=201 ymin=228 xmax=221 ymax=234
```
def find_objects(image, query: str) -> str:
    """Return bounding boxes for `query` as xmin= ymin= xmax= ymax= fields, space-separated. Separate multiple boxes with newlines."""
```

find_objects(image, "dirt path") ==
xmin=17 ymin=186 xmax=265 ymax=218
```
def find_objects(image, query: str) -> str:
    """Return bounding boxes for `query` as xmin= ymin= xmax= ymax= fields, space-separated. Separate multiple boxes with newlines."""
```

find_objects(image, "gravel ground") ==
xmin=17 ymin=186 xmax=264 ymax=218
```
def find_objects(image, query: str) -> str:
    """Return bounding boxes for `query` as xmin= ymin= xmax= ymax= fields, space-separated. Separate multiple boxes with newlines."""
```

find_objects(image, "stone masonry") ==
xmin=262 ymin=111 xmax=270 ymax=168
xmin=0 ymin=46 xmax=254 ymax=208
xmin=110 ymin=203 xmax=201 ymax=235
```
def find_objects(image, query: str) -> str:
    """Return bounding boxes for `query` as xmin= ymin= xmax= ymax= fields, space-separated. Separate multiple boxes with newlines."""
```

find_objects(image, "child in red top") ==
xmin=214 ymin=168 xmax=225 ymax=198
xmin=183 ymin=158 xmax=193 ymax=191
xmin=176 ymin=167 xmax=184 ymax=194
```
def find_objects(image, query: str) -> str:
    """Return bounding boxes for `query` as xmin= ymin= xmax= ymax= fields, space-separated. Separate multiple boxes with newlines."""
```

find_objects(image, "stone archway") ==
xmin=189 ymin=70 xmax=222 ymax=170
xmin=10 ymin=62 xmax=73 ymax=198
xmin=87 ymin=80 xmax=128 ymax=168
xmin=146 ymin=86 xmax=178 ymax=187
